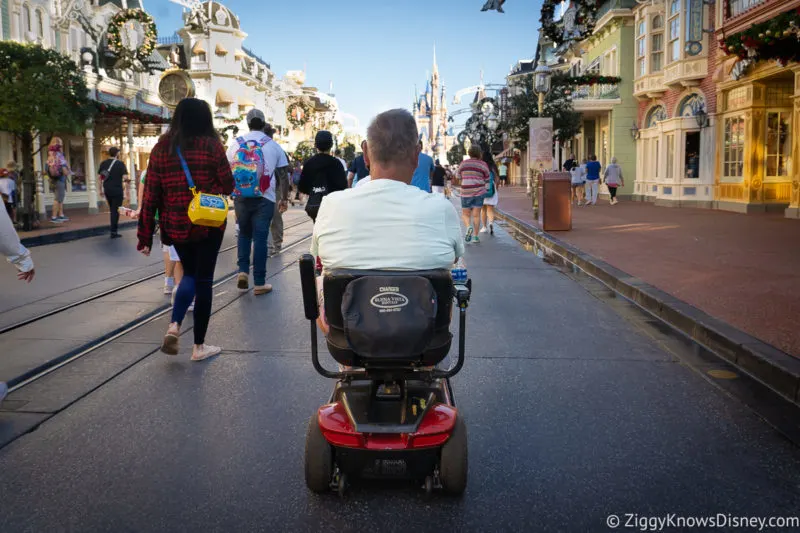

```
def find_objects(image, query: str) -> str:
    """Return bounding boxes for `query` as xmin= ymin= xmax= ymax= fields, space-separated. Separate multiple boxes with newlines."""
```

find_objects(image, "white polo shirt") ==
xmin=311 ymin=178 xmax=464 ymax=271
xmin=226 ymin=131 xmax=288 ymax=202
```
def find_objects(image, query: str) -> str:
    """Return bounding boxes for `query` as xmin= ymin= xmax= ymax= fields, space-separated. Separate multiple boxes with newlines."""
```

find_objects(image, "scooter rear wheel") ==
xmin=304 ymin=413 xmax=334 ymax=493
xmin=439 ymin=415 xmax=468 ymax=495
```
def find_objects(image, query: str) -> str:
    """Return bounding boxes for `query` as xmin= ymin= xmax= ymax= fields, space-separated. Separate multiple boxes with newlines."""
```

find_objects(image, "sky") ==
xmin=150 ymin=0 xmax=544 ymax=134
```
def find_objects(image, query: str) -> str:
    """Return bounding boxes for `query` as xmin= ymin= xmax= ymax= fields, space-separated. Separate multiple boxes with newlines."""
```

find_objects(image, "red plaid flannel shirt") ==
xmin=137 ymin=136 xmax=234 ymax=250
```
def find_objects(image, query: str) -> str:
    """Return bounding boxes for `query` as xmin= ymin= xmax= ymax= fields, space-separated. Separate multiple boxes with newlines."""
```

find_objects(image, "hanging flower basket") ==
xmin=721 ymin=10 xmax=800 ymax=66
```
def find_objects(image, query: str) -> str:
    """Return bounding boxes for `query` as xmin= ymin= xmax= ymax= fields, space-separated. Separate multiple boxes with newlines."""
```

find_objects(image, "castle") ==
xmin=413 ymin=48 xmax=454 ymax=164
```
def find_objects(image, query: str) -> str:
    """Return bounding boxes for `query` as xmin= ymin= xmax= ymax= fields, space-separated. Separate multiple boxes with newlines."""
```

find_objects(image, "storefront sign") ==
xmin=685 ymin=0 xmax=703 ymax=56
xmin=529 ymin=117 xmax=554 ymax=171
xmin=97 ymin=91 xmax=128 ymax=107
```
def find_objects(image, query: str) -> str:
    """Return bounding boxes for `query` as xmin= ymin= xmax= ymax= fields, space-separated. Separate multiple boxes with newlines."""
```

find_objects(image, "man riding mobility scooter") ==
xmin=298 ymin=254 xmax=471 ymax=495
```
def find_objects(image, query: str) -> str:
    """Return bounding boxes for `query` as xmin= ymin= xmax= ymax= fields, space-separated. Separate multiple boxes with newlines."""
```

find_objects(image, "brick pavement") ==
xmin=496 ymin=186 xmax=800 ymax=357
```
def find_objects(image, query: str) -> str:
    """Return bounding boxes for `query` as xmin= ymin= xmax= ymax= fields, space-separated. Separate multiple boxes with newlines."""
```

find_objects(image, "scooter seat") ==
xmin=323 ymin=269 xmax=454 ymax=368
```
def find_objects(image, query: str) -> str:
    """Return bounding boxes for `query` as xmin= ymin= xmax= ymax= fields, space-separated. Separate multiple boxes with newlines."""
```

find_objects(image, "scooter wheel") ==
xmin=439 ymin=415 xmax=468 ymax=495
xmin=424 ymin=476 xmax=434 ymax=496
xmin=337 ymin=473 xmax=347 ymax=498
xmin=304 ymin=413 xmax=334 ymax=493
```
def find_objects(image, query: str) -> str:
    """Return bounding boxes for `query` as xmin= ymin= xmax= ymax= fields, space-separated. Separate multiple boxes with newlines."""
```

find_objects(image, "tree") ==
xmin=447 ymin=144 xmax=465 ymax=166
xmin=341 ymin=142 xmax=356 ymax=164
xmin=0 ymin=42 xmax=94 ymax=228
xmin=293 ymin=141 xmax=316 ymax=164
xmin=499 ymin=73 xmax=582 ymax=149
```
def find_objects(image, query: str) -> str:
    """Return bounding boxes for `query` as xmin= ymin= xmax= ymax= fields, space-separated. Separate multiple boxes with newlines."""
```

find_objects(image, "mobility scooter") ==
xmin=298 ymin=254 xmax=471 ymax=496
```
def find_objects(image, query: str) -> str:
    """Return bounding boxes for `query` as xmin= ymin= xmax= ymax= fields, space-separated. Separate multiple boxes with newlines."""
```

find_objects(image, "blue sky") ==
xmin=150 ymin=0 xmax=543 ymax=133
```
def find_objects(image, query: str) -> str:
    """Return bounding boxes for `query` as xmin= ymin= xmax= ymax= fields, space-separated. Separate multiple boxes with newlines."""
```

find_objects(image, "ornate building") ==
xmin=413 ymin=48 xmax=453 ymax=163
xmin=0 ymin=0 xmax=171 ymax=215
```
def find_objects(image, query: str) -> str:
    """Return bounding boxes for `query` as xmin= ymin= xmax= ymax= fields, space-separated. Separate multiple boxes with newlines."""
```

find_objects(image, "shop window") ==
xmin=728 ymin=0 xmax=766 ymax=19
xmin=35 ymin=9 xmax=43 ymax=40
xmin=636 ymin=24 xmax=646 ymax=77
xmin=725 ymin=87 xmax=748 ymax=109
xmin=723 ymin=116 xmax=745 ymax=179
xmin=653 ymin=14 xmax=664 ymax=29
xmin=666 ymin=134 xmax=675 ymax=179
xmin=765 ymin=84 xmax=793 ymax=107
xmin=765 ymin=111 xmax=791 ymax=178
xmin=654 ymin=139 xmax=660 ymax=178
xmin=651 ymin=33 xmax=664 ymax=72
xmin=645 ymin=105 xmax=666 ymax=128
xmin=22 ymin=4 xmax=32 ymax=36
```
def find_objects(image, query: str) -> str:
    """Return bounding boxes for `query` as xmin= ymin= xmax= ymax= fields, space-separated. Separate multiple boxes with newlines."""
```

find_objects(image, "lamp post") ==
xmin=533 ymin=64 xmax=552 ymax=115
xmin=530 ymin=64 xmax=552 ymax=216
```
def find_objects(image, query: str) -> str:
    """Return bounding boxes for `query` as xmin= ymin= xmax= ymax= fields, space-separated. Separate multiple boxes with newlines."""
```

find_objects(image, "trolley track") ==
xmin=3 ymin=232 xmax=313 ymax=392
xmin=0 ymin=214 xmax=310 ymax=336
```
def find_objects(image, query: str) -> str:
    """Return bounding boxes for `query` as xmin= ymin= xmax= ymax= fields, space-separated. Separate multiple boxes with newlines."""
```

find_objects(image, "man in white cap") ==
xmin=227 ymin=109 xmax=289 ymax=295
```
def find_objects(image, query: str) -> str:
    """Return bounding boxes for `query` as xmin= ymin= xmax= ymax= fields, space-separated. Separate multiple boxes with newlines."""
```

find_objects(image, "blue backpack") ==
xmin=231 ymin=137 xmax=268 ymax=198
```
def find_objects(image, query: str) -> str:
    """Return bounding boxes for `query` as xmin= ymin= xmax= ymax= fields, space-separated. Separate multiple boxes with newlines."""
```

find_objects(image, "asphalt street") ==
xmin=1 ymin=214 xmax=799 ymax=532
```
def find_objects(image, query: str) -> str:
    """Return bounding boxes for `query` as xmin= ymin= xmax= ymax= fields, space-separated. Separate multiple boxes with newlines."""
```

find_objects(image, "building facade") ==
xmin=713 ymin=0 xmax=799 ymax=216
xmin=1 ymin=0 xmax=170 ymax=214
xmin=631 ymin=0 xmax=718 ymax=208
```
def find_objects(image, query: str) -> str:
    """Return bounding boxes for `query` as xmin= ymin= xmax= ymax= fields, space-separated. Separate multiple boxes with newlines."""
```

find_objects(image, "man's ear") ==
xmin=363 ymin=141 xmax=371 ymax=169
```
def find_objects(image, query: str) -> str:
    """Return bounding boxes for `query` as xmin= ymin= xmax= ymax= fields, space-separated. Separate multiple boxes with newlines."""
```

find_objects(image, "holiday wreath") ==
xmin=106 ymin=9 xmax=158 ymax=66
xmin=540 ymin=0 xmax=601 ymax=47
xmin=286 ymin=99 xmax=313 ymax=128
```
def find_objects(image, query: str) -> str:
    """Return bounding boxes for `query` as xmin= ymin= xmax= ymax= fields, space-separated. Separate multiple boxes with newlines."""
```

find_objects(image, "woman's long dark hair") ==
xmin=166 ymin=98 xmax=220 ymax=155
xmin=482 ymin=147 xmax=499 ymax=176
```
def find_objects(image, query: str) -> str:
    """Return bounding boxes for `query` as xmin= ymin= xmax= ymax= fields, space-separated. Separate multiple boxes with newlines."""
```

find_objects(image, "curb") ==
xmin=20 ymin=221 xmax=137 ymax=248
xmin=496 ymin=208 xmax=800 ymax=406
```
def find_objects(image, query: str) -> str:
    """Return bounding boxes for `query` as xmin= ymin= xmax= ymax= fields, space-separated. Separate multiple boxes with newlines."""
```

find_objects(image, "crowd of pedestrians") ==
xmin=564 ymin=153 xmax=624 ymax=206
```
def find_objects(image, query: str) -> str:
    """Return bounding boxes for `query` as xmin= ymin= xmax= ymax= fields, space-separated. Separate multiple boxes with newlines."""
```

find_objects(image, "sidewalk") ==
xmin=496 ymin=186 xmax=800 ymax=358
xmin=18 ymin=207 xmax=136 ymax=247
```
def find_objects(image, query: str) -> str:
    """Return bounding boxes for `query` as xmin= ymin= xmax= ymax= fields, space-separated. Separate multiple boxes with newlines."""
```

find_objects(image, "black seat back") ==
xmin=323 ymin=269 xmax=453 ymax=367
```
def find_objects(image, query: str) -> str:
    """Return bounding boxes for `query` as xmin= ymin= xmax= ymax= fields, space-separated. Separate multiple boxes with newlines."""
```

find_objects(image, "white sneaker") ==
xmin=0 ymin=381 xmax=7 ymax=404
xmin=191 ymin=344 xmax=221 ymax=362
xmin=479 ymin=226 xmax=488 ymax=233
xmin=187 ymin=300 xmax=195 ymax=312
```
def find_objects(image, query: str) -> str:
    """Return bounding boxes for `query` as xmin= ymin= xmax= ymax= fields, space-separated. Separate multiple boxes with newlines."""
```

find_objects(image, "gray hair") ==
xmin=611 ymin=156 xmax=618 ymax=164
xmin=367 ymin=109 xmax=418 ymax=166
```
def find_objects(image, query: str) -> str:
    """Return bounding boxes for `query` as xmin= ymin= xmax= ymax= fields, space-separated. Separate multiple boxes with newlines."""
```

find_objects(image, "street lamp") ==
xmin=533 ymin=64 xmax=552 ymax=115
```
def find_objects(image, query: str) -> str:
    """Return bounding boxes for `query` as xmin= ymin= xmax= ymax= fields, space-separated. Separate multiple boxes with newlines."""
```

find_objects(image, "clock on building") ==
xmin=158 ymin=69 xmax=195 ymax=108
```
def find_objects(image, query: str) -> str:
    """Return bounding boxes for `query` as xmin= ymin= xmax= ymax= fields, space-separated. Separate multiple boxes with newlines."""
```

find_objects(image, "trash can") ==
xmin=537 ymin=171 xmax=572 ymax=231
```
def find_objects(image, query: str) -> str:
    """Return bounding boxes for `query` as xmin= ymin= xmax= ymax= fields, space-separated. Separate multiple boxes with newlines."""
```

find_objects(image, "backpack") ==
xmin=47 ymin=159 xmax=63 ymax=179
xmin=485 ymin=171 xmax=496 ymax=198
xmin=231 ymin=136 xmax=269 ymax=198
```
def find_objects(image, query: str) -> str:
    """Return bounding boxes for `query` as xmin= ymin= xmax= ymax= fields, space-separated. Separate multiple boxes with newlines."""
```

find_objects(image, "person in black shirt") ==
xmin=563 ymin=155 xmax=577 ymax=172
xmin=298 ymin=131 xmax=347 ymax=222
xmin=431 ymin=159 xmax=447 ymax=195
xmin=98 ymin=147 xmax=129 ymax=238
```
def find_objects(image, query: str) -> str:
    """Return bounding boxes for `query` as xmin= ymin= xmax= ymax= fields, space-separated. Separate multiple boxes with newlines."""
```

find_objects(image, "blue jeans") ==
xmin=235 ymin=198 xmax=274 ymax=286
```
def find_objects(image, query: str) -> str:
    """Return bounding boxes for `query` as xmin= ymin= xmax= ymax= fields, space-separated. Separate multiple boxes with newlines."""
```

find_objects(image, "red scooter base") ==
xmin=304 ymin=401 xmax=468 ymax=496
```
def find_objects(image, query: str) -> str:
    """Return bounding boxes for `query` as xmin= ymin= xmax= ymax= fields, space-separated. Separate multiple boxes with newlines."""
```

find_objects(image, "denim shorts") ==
xmin=461 ymin=195 xmax=484 ymax=209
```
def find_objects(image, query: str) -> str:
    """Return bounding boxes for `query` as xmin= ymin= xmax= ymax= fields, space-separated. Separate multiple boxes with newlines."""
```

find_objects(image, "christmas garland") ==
xmin=552 ymin=73 xmax=621 ymax=86
xmin=106 ymin=9 xmax=158 ymax=65
xmin=541 ymin=0 xmax=601 ymax=47
xmin=220 ymin=115 xmax=246 ymax=125
xmin=286 ymin=100 xmax=313 ymax=128
xmin=720 ymin=9 xmax=800 ymax=66
xmin=95 ymin=102 xmax=169 ymax=124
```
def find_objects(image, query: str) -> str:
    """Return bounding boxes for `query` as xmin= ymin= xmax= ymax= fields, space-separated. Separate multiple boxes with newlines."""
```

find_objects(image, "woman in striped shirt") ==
xmin=456 ymin=144 xmax=490 ymax=243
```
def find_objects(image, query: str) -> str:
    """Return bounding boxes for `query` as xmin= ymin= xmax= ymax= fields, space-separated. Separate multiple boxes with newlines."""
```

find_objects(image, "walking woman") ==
xmin=479 ymin=149 xmax=499 ymax=235
xmin=137 ymin=98 xmax=234 ymax=361
xmin=46 ymin=137 xmax=71 ymax=222
xmin=603 ymin=156 xmax=624 ymax=205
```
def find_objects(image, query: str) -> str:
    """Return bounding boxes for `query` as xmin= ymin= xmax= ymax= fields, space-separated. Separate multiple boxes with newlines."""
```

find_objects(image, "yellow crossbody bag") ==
xmin=177 ymin=148 xmax=228 ymax=228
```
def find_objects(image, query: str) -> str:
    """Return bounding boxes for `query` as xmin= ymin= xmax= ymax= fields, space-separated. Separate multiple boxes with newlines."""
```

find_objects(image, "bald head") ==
xmin=364 ymin=109 xmax=420 ymax=184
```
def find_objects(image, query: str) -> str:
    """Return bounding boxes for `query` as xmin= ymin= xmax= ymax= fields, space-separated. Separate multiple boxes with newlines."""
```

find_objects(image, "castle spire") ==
xmin=433 ymin=43 xmax=438 ymax=75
